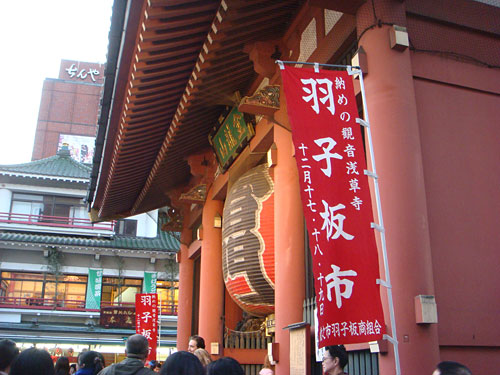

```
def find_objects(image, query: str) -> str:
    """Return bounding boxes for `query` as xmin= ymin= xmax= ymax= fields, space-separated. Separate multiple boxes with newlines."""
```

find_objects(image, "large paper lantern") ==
xmin=222 ymin=164 xmax=275 ymax=317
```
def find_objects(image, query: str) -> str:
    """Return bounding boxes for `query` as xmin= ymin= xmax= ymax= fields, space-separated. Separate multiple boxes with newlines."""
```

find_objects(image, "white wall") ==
xmin=0 ymin=188 xmax=12 ymax=213
xmin=129 ymin=210 xmax=158 ymax=238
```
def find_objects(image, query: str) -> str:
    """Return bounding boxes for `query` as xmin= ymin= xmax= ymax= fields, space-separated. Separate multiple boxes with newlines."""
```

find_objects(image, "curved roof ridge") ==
xmin=0 ymin=153 xmax=92 ymax=179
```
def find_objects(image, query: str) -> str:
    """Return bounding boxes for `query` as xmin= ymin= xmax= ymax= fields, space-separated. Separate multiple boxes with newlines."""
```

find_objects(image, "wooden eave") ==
xmin=94 ymin=0 xmax=305 ymax=220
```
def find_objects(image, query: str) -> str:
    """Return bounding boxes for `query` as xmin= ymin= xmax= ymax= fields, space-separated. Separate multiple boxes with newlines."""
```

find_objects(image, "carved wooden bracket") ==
xmin=239 ymin=85 xmax=280 ymax=116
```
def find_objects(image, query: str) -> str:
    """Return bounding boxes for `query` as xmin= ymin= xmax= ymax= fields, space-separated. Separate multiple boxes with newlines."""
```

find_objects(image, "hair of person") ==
xmin=436 ymin=361 xmax=472 ymax=375
xmin=126 ymin=334 xmax=150 ymax=359
xmin=159 ymin=351 xmax=204 ymax=375
xmin=263 ymin=354 xmax=274 ymax=369
xmin=55 ymin=356 xmax=70 ymax=375
xmin=0 ymin=339 xmax=19 ymax=371
xmin=193 ymin=348 xmax=212 ymax=367
xmin=78 ymin=350 xmax=104 ymax=375
xmin=325 ymin=345 xmax=348 ymax=369
xmin=149 ymin=360 xmax=161 ymax=370
xmin=206 ymin=357 xmax=244 ymax=375
xmin=188 ymin=335 xmax=206 ymax=350
xmin=10 ymin=348 xmax=55 ymax=375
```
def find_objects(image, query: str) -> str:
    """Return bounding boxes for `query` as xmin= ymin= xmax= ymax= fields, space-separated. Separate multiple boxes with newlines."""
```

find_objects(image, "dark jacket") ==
xmin=98 ymin=358 xmax=154 ymax=375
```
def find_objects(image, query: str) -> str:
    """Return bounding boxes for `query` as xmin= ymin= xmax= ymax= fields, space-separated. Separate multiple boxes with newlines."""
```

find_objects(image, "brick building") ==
xmin=31 ymin=60 xmax=104 ymax=162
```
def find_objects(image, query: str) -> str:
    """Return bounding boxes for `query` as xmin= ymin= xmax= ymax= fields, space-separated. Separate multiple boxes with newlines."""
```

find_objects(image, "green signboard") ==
xmin=143 ymin=271 xmax=158 ymax=293
xmin=85 ymin=268 xmax=103 ymax=309
xmin=209 ymin=107 xmax=255 ymax=171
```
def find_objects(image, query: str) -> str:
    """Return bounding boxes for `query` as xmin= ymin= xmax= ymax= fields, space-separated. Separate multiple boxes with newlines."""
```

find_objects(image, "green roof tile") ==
xmin=0 ymin=149 xmax=91 ymax=180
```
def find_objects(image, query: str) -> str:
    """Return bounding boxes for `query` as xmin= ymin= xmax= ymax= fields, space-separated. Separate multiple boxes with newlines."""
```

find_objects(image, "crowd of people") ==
xmin=0 ymin=336 xmax=472 ymax=375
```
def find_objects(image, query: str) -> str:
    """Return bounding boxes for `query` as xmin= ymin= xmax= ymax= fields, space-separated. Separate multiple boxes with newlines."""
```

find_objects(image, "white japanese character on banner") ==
xmin=351 ymin=196 xmax=363 ymax=210
xmin=306 ymin=199 xmax=317 ymax=212
xmin=303 ymin=170 xmax=312 ymax=184
xmin=317 ymin=273 xmax=325 ymax=287
xmin=358 ymin=321 xmax=367 ymax=335
xmin=366 ymin=321 xmax=375 ymax=335
xmin=141 ymin=329 xmax=152 ymax=340
xmin=312 ymin=228 xmax=321 ymax=242
xmin=340 ymin=112 xmax=351 ymax=122
xmin=298 ymin=143 xmax=308 ymax=156
xmin=141 ymin=312 xmax=152 ymax=323
xmin=312 ymin=137 xmax=342 ymax=177
xmin=141 ymin=295 xmax=152 ymax=306
xmin=301 ymin=78 xmax=336 ymax=115
xmin=319 ymin=201 xmax=354 ymax=241
xmin=318 ymin=287 xmax=325 ymax=302
xmin=325 ymin=264 xmax=358 ymax=308
xmin=341 ymin=322 xmax=348 ymax=336
xmin=342 ymin=127 xmax=354 ymax=140
xmin=337 ymin=94 xmax=348 ymax=105
xmin=346 ymin=161 xmax=359 ymax=175
xmin=349 ymin=321 xmax=359 ymax=336
xmin=314 ymin=243 xmax=323 ymax=256
xmin=344 ymin=144 xmax=356 ymax=157
xmin=349 ymin=178 xmax=360 ymax=192
xmin=304 ymin=185 xmax=314 ymax=198
xmin=335 ymin=77 xmax=345 ymax=90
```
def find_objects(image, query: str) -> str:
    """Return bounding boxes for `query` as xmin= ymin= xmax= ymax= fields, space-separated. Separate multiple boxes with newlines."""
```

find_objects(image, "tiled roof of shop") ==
xmin=0 ymin=148 xmax=91 ymax=181
xmin=0 ymin=221 xmax=180 ymax=252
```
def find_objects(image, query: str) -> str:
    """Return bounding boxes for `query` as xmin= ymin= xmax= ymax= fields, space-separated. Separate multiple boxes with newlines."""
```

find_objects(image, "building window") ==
xmin=100 ymin=277 xmax=142 ymax=305
xmin=116 ymin=219 xmax=137 ymax=236
xmin=10 ymin=193 xmax=86 ymax=225
xmin=0 ymin=272 xmax=87 ymax=308
xmin=157 ymin=280 xmax=179 ymax=314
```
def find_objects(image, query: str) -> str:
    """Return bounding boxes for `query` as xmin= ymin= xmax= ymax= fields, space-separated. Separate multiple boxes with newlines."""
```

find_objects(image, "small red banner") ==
xmin=135 ymin=293 xmax=158 ymax=361
xmin=280 ymin=66 xmax=385 ymax=346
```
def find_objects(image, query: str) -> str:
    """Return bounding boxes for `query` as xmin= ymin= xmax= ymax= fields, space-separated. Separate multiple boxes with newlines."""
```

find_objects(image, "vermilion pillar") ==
xmin=356 ymin=1 xmax=440 ymax=373
xmin=273 ymin=119 xmax=306 ymax=375
xmin=176 ymin=226 xmax=193 ymax=351
xmin=198 ymin=189 xmax=224 ymax=357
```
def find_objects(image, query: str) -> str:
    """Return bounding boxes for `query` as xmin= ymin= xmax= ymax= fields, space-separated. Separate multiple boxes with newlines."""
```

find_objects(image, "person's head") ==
xmin=433 ymin=361 xmax=472 ymax=375
xmin=160 ymin=351 xmax=204 ymax=375
xmin=69 ymin=363 xmax=77 ymax=374
xmin=10 ymin=348 xmax=55 ymax=375
xmin=126 ymin=334 xmax=150 ymax=361
xmin=322 ymin=345 xmax=348 ymax=374
xmin=0 ymin=339 xmax=19 ymax=373
xmin=206 ymin=357 xmax=244 ymax=375
xmin=77 ymin=351 xmax=104 ymax=375
xmin=55 ymin=356 xmax=70 ymax=375
xmin=188 ymin=335 xmax=205 ymax=353
xmin=193 ymin=348 xmax=212 ymax=367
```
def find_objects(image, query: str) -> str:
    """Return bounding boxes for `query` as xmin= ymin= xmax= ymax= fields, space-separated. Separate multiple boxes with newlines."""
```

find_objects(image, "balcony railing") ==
xmin=0 ymin=212 xmax=115 ymax=231
xmin=0 ymin=296 xmax=177 ymax=315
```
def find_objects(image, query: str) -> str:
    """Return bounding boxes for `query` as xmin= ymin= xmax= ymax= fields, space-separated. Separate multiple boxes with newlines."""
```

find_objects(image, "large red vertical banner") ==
xmin=280 ymin=65 xmax=385 ymax=346
xmin=135 ymin=293 xmax=158 ymax=361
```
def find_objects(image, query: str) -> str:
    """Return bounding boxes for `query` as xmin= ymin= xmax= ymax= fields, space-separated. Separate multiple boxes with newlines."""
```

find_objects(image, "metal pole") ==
xmin=357 ymin=69 xmax=401 ymax=375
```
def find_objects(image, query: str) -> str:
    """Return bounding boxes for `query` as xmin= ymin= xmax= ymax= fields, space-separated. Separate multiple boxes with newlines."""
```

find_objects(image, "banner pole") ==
xmin=356 ymin=69 xmax=401 ymax=375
